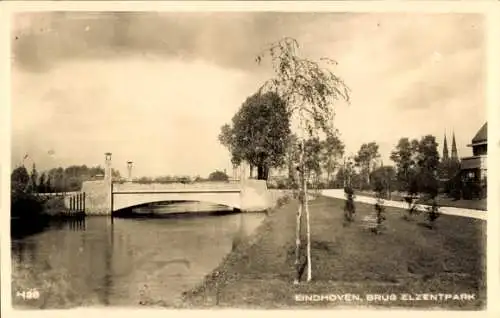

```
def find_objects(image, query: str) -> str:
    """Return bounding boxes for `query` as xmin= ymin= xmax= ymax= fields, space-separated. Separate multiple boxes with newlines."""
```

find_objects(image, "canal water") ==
xmin=11 ymin=202 xmax=266 ymax=309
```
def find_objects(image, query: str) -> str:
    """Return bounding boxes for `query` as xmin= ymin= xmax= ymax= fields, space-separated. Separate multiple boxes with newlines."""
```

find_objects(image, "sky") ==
xmin=10 ymin=12 xmax=486 ymax=178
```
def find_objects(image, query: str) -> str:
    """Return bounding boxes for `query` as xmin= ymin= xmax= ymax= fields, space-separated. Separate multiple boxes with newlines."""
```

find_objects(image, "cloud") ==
xmin=11 ymin=57 xmax=256 ymax=176
xmin=393 ymin=47 xmax=483 ymax=111
xmin=11 ymin=12 xmax=307 ymax=73
xmin=10 ymin=12 xmax=486 ymax=176
xmin=18 ymin=12 xmax=484 ymax=73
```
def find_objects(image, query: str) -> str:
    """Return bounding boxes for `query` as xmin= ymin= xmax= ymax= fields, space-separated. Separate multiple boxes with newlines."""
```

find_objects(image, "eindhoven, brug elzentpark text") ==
xmin=294 ymin=293 xmax=477 ymax=302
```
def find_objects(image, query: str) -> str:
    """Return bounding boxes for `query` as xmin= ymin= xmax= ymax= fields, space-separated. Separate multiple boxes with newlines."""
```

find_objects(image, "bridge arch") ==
xmin=111 ymin=200 xmax=238 ymax=217
xmin=111 ymin=191 xmax=242 ymax=212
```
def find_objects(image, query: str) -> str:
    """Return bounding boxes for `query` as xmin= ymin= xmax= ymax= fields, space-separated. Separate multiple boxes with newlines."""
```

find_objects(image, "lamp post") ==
xmin=105 ymin=152 xmax=113 ymax=217
xmin=232 ymin=163 xmax=238 ymax=182
xmin=127 ymin=161 xmax=133 ymax=182
xmin=105 ymin=152 xmax=112 ymax=181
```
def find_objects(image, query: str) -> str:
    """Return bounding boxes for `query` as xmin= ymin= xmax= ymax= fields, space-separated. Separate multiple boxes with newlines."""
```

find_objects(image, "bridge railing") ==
xmin=112 ymin=180 xmax=241 ymax=192
xmin=122 ymin=180 xmax=241 ymax=185
xmin=36 ymin=191 xmax=82 ymax=197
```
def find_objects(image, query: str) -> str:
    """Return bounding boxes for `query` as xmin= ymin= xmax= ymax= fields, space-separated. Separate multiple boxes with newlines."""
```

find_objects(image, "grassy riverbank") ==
xmin=181 ymin=196 xmax=486 ymax=309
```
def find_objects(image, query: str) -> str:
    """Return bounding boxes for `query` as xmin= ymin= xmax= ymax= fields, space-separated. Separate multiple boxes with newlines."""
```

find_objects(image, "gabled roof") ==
xmin=471 ymin=122 xmax=487 ymax=144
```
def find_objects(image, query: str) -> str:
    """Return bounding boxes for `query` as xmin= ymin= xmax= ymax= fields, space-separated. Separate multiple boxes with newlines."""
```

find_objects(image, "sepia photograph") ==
xmin=6 ymin=6 xmax=488 ymax=311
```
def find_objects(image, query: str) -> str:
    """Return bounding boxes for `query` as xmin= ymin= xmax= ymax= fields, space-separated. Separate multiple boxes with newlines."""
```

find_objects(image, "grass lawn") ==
xmin=357 ymin=190 xmax=487 ymax=211
xmin=181 ymin=196 xmax=486 ymax=309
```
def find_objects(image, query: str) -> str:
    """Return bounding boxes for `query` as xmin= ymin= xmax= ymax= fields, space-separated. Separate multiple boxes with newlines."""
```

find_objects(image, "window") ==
xmin=462 ymin=170 xmax=477 ymax=182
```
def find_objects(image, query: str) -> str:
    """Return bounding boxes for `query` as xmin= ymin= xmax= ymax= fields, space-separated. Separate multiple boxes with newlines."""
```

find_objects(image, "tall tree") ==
xmin=285 ymin=133 xmax=300 ymax=188
xmin=11 ymin=166 xmax=30 ymax=193
xmin=334 ymin=165 xmax=347 ymax=188
xmin=370 ymin=165 xmax=396 ymax=198
xmin=218 ymin=91 xmax=291 ymax=180
xmin=304 ymin=137 xmax=323 ymax=186
xmin=38 ymin=172 xmax=47 ymax=193
xmin=11 ymin=166 xmax=44 ymax=220
xmin=287 ymin=135 xmax=324 ymax=186
xmin=256 ymin=37 xmax=350 ymax=283
xmin=28 ymin=163 xmax=38 ymax=193
xmin=354 ymin=142 xmax=380 ymax=189
xmin=415 ymin=135 xmax=440 ymax=197
xmin=320 ymin=134 xmax=345 ymax=184
xmin=438 ymin=156 xmax=461 ymax=181
xmin=219 ymin=123 xmax=243 ymax=167
xmin=390 ymin=138 xmax=419 ymax=193
xmin=46 ymin=175 xmax=52 ymax=193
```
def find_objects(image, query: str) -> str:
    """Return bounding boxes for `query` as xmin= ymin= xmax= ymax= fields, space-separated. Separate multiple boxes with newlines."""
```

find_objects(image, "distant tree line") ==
xmin=265 ymin=132 xmax=481 ymax=200
xmin=43 ymin=165 xmax=108 ymax=192
xmin=11 ymin=164 xmax=122 ymax=194
xmin=218 ymin=99 xmax=479 ymax=200
xmin=132 ymin=170 xmax=230 ymax=184
xmin=133 ymin=175 xmax=192 ymax=184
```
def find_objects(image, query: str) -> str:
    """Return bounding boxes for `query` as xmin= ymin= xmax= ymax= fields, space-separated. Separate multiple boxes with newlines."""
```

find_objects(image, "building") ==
xmin=442 ymin=131 xmax=459 ymax=163
xmin=451 ymin=132 xmax=458 ymax=161
xmin=439 ymin=131 xmax=460 ymax=185
xmin=442 ymin=133 xmax=449 ymax=161
xmin=460 ymin=122 xmax=487 ymax=184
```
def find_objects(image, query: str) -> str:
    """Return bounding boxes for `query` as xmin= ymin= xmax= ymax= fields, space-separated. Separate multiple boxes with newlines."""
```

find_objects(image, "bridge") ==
xmin=110 ymin=181 xmax=243 ymax=212
xmin=79 ymin=154 xmax=275 ymax=215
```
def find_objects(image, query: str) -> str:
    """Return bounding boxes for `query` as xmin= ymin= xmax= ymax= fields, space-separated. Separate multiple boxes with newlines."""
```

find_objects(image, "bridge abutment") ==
xmin=82 ymin=180 xmax=112 ymax=215
xmin=239 ymin=179 xmax=273 ymax=212
xmin=81 ymin=153 xmax=113 ymax=215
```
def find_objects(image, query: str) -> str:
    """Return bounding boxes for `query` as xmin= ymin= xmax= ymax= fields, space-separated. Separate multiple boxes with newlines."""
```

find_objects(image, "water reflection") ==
xmin=12 ymin=239 xmax=37 ymax=265
xmin=11 ymin=209 xmax=265 ymax=308
xmin=68 ymin=218 xmax=86 ymax=231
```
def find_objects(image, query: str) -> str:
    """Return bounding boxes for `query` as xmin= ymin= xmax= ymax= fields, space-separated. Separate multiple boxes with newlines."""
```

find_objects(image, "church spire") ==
xmin=451 ymin=131 xmax=458 ymax=161
xmin=442 ymin=131 xmax=449 ymax=161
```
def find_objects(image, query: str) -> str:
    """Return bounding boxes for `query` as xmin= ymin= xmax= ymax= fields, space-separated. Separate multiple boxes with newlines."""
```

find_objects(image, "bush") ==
xmin=326 ymin=179 xmax=338 ymax=189
xmin=277 ymin=180 xmax=289 ymax=189
xmin=316 ymin=181 xmax=327 ymax=189
xmin=403 ymin=194 xmax=420 ymax=220
xmin=267 ymin=180 xmax=278 ymax=189
xmin=343 ymin=186 xmax=355 ymax=225
xmin=425 ymin=198 xmax=440 ymax=229
xmin=276 ymin=195 xmax=290 ymax=207
xmin=462 ymin=182 xmax=483 ymax=200
xmin=43 ymin=197 xmax=67 ymax=216
xmin=11 ymin=190 xmax=49 ymax=238
xmin=372 ymin=192 xmax=386 ymax=234
xmin=450 ymin=187 xmax=462 ymax=200
xmin=11 ymin=190 xmax=44 ymax=219
xmin=445 ymin=175 xmax=463 ymax=200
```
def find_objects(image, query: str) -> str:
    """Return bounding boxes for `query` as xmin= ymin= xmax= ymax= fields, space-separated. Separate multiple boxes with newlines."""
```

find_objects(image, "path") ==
xmin=320 ymin=189 xmax=487 ymax=221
